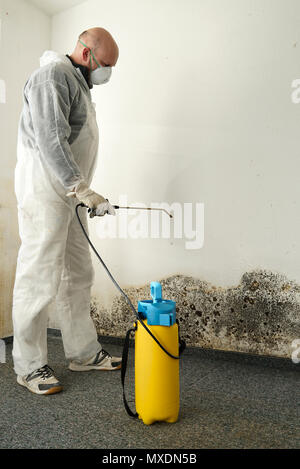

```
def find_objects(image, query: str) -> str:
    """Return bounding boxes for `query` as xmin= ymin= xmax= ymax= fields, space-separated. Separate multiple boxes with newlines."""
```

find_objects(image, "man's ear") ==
xmin=82 ymin=47 xmax=90 ymax=63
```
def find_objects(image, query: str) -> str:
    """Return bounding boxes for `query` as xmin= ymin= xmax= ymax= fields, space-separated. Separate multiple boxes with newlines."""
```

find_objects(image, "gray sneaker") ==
xmin=68 ymin=349 xmax=122 ymax=371
xmin=17 ymin=365 xmax=63 ymax=395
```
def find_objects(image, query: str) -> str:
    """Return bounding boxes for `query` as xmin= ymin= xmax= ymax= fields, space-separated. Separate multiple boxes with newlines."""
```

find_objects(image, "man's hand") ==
xmin=67 ymin=181 xmax=116 ymax=217
xmin=89 ymin=201 xmax=116 ymax=218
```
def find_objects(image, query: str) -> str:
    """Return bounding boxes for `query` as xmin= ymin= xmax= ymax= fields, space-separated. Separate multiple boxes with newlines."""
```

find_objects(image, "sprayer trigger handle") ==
xmin=104 ymin=198 xmax=119 ymax=209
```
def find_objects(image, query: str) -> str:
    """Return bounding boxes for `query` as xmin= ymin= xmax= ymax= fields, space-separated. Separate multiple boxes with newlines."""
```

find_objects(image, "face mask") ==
xmin=79 ymin=39 xmax=112 ymax=85
xmin=90 ymin=65 xmax=112 ymax=85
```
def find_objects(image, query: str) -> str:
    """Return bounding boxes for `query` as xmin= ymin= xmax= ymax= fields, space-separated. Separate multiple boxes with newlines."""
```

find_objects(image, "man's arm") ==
xmin=27 ymin=79 xmax=83 ymax=190
xmin=27 ymin=75 xmax=115 ymax=217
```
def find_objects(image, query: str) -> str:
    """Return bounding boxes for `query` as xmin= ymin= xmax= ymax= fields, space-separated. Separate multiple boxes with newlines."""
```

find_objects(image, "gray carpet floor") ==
xmin=0 ymin=333 xmax=299 ymax=449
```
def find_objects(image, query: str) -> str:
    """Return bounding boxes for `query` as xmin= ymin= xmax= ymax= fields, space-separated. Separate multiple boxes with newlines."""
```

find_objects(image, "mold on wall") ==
xmin=91 ymin=269 xmax=300 ymax=359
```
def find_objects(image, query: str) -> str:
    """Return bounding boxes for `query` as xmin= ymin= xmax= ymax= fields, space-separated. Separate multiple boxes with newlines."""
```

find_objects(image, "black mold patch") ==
xmin=90 ymin=269 xmax=300 ymax=359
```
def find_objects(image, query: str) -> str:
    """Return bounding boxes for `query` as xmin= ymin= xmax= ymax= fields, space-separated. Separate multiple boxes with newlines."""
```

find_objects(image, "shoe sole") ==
xmin=17 ymin=376 xmax=63 ymax=395
xmin=68 ymin=363 xmax=122 ymax=372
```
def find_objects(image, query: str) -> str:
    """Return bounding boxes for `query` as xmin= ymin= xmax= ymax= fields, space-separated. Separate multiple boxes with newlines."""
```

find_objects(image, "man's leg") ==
xmin=12 ymin=200 xmax=72 ymax=377
xmin=55 ymin=209 xmax=101 ymax=362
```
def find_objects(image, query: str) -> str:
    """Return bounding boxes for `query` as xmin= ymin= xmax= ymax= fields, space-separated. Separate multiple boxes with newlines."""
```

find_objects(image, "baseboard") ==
xmin=3 ymin=328 xmax=297 ymax=370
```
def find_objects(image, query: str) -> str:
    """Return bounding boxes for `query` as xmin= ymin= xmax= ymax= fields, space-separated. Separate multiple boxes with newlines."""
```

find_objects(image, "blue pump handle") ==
xmin=150 ymin=281 xmax=162 ymax=303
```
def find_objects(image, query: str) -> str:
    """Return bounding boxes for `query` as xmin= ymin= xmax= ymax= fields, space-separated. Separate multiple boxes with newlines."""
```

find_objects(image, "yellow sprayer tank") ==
xmin=135 ymin=282 xmax=180 ymax=425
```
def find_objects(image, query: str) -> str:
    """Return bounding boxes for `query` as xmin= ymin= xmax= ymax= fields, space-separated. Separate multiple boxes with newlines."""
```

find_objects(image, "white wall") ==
xmin=51 ymin=0 xmax=300 ymax=308
xmin=0 ymin=0 xmax=51 ymax=336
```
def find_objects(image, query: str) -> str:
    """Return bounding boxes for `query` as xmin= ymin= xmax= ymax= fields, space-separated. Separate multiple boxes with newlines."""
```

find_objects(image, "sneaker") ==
xmin=17 ymin=365 xmax=63 ymax=395
xmin=68 ymin=349 xmax=122 ymax=371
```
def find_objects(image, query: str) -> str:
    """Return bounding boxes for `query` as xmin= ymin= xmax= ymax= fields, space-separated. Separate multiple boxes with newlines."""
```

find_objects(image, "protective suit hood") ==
xmin=39 ymin=50 xmax=72 ymax=68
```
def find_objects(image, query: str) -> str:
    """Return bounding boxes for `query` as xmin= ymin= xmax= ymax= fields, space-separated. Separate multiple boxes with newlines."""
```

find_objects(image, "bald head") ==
xmin=70 ymin=27 xmax=119 ymax=70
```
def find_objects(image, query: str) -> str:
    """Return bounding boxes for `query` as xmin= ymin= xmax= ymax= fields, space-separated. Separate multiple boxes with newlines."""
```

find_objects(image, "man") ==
xmin=12 ymin=27 xmax=121 ymax=395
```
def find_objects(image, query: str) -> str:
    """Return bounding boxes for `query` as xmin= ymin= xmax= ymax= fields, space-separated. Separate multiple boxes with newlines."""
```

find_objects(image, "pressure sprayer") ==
xmin=75 ymin=202 xmax=186 ymax=425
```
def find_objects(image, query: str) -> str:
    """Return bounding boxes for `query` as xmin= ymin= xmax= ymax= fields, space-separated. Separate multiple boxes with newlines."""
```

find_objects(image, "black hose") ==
xmin=75 ymin=203 xmax=181 ymax=359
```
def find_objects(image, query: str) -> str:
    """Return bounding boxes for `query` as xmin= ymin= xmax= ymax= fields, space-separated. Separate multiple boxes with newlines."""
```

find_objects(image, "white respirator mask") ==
xmin=79 ymin=39 xmax=112 ymax=85
xmin=90 ymin=64 xmax=112 ymax=85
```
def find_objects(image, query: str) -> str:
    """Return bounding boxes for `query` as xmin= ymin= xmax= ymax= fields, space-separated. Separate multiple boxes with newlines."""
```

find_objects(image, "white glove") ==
xmin=67 ymin=181 xmax=116 ymax=218
xmin=92 ymin=201 xmax=116 ymax=218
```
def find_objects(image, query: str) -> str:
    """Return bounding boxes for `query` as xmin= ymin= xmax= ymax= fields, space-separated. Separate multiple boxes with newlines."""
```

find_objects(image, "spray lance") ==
xmin=88 ymin=203 xmax=173 ymax=219
xmin=75 ymin=201 xmax=186 ymax=424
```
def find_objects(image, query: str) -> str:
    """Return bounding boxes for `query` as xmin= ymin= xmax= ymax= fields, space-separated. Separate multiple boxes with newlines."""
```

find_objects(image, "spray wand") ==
xmin=112 ymin=205 xmax=173 ymax=218
xmin=88 ymin=204 xmax=173 ymax=219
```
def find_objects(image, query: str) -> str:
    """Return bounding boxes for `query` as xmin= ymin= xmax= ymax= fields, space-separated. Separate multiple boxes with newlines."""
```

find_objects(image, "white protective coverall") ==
xmin=12 ymin=51 xmax=102 ymax=376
